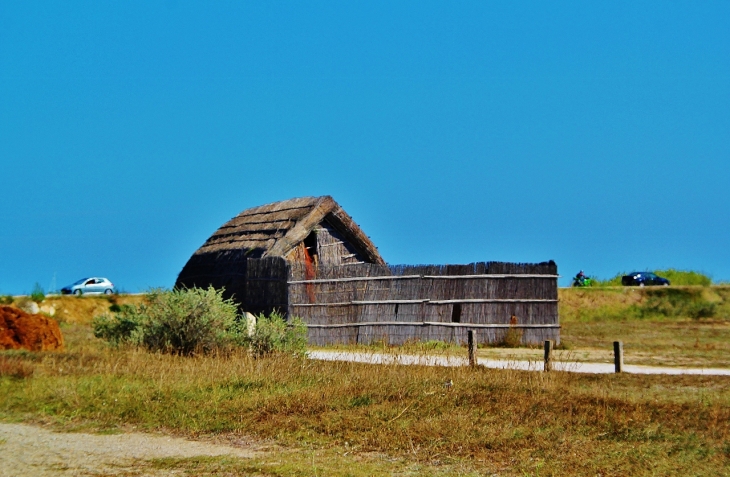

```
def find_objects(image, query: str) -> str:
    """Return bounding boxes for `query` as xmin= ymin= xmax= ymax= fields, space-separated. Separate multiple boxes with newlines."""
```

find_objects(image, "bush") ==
xmin=93 ymin=304 xmax=143 ymax=346
xmin=93 ymin=287 xmax=244 ymax=356
xmin=93 ymin=288 xmax=308 ymax=357
xmin=654 ymin=269 xmax=712 ymax=286
xmin=244 ymin=311 xmax=308 ymax=357
xmin=30 ymin=283 xmax=45 ymax=303
xmin=0 ymin=295 xmax=13 ymax=305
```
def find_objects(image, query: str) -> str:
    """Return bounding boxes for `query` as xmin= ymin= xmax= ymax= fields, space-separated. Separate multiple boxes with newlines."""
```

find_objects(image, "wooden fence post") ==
xmin=544 ymin=340 xmax=553 ymax=372
xmin=468 ymin=330 xmax=476 ymax=367
xmin=614 ymin=341 xmax=624 ymax=373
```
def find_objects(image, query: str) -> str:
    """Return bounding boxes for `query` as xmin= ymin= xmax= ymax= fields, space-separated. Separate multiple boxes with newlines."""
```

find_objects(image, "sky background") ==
xmin=1 ymin=1 xmax=728 ymax=294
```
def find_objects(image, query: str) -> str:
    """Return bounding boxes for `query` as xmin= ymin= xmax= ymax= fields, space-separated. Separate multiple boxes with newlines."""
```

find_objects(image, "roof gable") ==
xmin=194 ymin=196 xmax=384 ymax=264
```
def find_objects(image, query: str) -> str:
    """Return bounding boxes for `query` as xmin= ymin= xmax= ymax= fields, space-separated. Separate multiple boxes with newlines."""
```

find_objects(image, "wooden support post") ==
xmin=614 ymin=341 xmax=624 ymax=373
xmin=468 ymin=330 xmax=476 ymax=367
xmin=544 ymin=340 xmax=553 ymax=372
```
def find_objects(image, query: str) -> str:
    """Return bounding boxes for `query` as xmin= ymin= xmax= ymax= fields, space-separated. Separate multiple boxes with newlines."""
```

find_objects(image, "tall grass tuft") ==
xmin=30 ymin=283 xmax=45 ymax=303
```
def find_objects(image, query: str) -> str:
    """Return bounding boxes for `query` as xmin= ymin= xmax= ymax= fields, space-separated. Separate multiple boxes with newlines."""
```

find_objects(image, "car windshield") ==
xmin=73 ymin=278 xmax=90 ymax=285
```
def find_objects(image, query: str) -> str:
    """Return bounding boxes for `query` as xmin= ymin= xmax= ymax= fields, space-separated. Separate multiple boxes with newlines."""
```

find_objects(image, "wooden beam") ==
xmin=290 ymin=298 xmax=556 ymax=306
xmin=428 ymin=299 xmax=557 ymax=304
xmin=288 ymin=275 xmax=420 ymax=284
xmin=303 ymin=322 xmax=562 ymax=329
xmin=423 ymin=274 xmax=559 ymax=279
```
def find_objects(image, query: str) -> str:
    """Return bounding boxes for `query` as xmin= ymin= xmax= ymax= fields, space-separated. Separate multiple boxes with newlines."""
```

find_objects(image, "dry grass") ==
xmin=1 ymin=290 xmax=729 ymax=475
xmin=39 ymin=294 xmax=145 ymax=324
xmin=0 ymin=355 xmax=34 ymax=379
xmin=1 ymin=323 xmax=730 ymax=476
xmin=558 ymin=286 xmax=730 ymax=368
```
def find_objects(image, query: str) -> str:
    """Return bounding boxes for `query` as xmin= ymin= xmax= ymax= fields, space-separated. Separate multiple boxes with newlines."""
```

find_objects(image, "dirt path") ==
xmin=0 ymin=422 xmax=259 ymax=476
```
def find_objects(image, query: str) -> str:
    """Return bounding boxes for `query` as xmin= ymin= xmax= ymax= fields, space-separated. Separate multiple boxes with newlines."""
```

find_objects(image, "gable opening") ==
xmin=303 ymin=230 xmax=318 ymax=265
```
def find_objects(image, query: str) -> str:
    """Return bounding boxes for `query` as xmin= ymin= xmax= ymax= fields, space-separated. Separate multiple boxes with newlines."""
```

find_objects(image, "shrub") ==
xmin=654 ymin=269 xmax=712 ymax=286
xmin=30 ymin=283 xmax=45 ymax=303
xmin=93 ymin=287 xmax=244 ymax=356
xmin=93 ymin=304 xmax=144 ymax=346
xmin=93 ymin=288 xmax=308 ymax=357
xmin=244 ymin=311 xmax=308 ymax=357
xmin=0 ymin=295 xmax=13 ymax=305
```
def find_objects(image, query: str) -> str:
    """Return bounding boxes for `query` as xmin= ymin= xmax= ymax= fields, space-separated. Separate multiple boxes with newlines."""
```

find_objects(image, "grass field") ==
xmin=1 ymin=288 xmax=729 ymax=475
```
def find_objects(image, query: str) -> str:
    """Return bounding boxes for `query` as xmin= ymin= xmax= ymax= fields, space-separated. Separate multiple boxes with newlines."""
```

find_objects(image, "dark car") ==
xmin=621 ymin=272 xmax=670 ymax=287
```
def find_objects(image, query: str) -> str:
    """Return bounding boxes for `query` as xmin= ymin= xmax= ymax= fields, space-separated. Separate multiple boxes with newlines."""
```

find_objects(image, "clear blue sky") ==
xmin=1 ymin=1 xmax=728 ymax=293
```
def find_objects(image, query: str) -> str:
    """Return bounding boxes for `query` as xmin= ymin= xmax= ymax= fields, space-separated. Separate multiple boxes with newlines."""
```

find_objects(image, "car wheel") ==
xmin=104 ymin=289 xmax=113 ymax=295
xmin=663 ymin=283 xmax=669 ymax=287
xmin=639 ymin=283 xmax=645 ymax=287
xmin=73 ymin=289 xmax=82 ymax=295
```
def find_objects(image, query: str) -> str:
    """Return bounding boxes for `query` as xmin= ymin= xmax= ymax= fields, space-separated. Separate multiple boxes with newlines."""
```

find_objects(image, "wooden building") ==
xmin=175 ymin=196 xmax=560 ymax=345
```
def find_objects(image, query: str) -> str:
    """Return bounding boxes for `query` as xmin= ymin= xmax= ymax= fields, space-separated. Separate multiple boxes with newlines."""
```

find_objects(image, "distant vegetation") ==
xmin=560 ymin=286 xmax=730 ymax=322
xmin=593 ymin=269 xmax=713 ymax=287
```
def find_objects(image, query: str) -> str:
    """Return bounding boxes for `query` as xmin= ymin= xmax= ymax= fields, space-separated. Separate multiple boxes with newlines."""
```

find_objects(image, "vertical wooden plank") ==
xmin=468 ymin=330 xmax=476 ymax=367
xmin=614 ymin=341 xmax=624 ymax=373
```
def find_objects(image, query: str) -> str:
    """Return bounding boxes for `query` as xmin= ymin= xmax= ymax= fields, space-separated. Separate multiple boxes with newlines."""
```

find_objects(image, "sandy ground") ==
xmin=0 ymin=422 xmax=258 ymax=476
xmin=308 ymin=350 xmax=730 ymax=375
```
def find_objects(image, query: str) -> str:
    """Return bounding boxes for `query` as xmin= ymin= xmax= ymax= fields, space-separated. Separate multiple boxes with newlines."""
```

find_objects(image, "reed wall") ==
xmin=245 ymin=258 xmax=559 ymax=346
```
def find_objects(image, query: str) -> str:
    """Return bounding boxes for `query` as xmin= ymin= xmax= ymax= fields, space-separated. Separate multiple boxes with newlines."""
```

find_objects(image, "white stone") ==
xmin=40 ymin=304 xmax=56 ymax=316
xmin=244 ymin=312 xmax=257 ymax=337
xmin=19 ymin=301 xmax=40 ymax=315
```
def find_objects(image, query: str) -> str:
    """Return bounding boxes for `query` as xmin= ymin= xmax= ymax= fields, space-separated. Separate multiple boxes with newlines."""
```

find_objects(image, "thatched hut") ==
xmin=176 ymin=196 xmax=560 ymax=345
xmin=175 ymin=196 xmax=385 ymax=314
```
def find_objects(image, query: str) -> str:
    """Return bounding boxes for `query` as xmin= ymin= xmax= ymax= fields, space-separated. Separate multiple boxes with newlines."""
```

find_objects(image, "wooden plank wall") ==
xmin=282 ymin=260 xmax=559 ymax=346
xmin=315 ymin=222 xmax=367 ymax=265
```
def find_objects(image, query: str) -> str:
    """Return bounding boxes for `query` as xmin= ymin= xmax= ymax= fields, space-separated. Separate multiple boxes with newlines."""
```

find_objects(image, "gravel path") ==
xmin=0 ymin=422 xmax=258 ymax=476
xmin=308 ymin=350 xmax=730 ymax=375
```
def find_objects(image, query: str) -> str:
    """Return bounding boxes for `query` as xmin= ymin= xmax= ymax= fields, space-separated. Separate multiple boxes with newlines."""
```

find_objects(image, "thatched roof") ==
xmin=191 ymin=196 xmax=385 ymax=264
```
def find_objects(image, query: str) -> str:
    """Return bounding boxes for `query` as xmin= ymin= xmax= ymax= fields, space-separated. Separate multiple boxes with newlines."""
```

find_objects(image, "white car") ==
xmin=61 ymin=277 xmax=115 ymax=295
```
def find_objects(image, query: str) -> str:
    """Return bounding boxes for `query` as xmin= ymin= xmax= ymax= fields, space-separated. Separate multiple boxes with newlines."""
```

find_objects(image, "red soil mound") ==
xmin=0 ymin=305 xmax=64 ymax=351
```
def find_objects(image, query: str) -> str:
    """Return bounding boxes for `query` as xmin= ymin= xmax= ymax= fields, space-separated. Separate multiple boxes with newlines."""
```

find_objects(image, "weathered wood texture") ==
xmin=286 ymin=260 xmax=559 ymax=346
xmin=179 ymin=196 xmax=384 ymax=264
